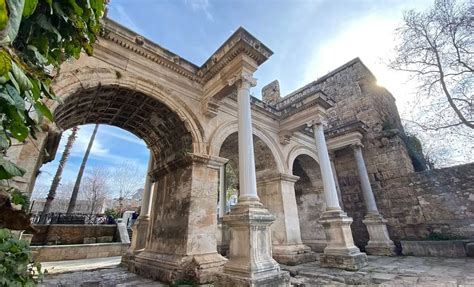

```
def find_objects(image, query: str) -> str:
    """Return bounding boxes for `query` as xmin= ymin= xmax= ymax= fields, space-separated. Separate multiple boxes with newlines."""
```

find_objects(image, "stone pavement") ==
xmin=39 ymin=255 xmax=474 ymax=286
xmin=282 ymin=254 xmax=474 ymax=286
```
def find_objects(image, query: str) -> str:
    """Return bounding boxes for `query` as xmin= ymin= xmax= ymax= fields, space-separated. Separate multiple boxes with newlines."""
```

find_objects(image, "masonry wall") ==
xmin=31 ymin=224 xmax=117 ymax=245
xmin=290 ymin=60 xmax=416 ymax=249
xmin=280 ymin=60 xmax=472 ymax=249
xmin=376 ymin=163 xmax=474 ymax=241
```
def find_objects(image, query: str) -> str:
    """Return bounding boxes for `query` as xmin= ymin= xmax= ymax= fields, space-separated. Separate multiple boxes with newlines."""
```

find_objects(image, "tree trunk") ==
xmin=39 ymin=127 xmax=79 ymax=223
xmin=67 ymin=124 xmax=99 ymax=214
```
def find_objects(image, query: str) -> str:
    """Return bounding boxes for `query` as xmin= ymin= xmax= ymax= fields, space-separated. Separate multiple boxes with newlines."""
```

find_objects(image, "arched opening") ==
xmin=217 ymin=132 xmax=280 ymax=254
xmin=27 ymin=85 xmax=224 ymax=274
xmin=292 ymin=154 xmax=327 ymax=252
xmin=30 ymin=124 xmax=149 ymax=218
xmin=54 ymin=85 xmax=193 ymax=163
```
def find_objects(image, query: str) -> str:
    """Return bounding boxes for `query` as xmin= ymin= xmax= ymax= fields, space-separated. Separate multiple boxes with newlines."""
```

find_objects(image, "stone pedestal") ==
xmin=319 ymin=210 xmax=368 ymax=271
xmin=133 ymin=251 xmax=227 ymax=284
xmin=122 ymin=217 xmax=150 ymax=268
xmin=272 ymin=244 xmax=316 ymax=266
xmin=257 ymin=173 xmax=316 ymax=265
xmin=126 ymin=154 xmax=228 ymax=284
xmin=363 ymin=213 xmax=396 ymax=256
xmin=215 ymin=202 xmax=290 ymax=287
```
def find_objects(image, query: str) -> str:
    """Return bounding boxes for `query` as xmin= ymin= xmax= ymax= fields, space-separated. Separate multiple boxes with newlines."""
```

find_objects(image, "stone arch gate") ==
xmin=9 ymin=19 xmax=388 ymax=283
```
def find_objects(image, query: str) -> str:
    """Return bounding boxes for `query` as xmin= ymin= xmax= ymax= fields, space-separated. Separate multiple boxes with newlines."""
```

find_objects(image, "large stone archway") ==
xmin=48 ymin=83 xmax=227 ymax=283
xmin=7 ymin=15 xmax=430 ymax=283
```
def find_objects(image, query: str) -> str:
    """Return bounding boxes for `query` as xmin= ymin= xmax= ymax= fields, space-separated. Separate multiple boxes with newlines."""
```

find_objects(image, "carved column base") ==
xmin=363 ymin=213 xmax=396 ymax=256
xmin=131 ymin=251 xmax=227 ymax=284
xmin=303 ymin=239 xmax=327 ymax=253
xmin=215 ymin=201 xmax=290 ymax=287
xmin=319 ymin=210 xmax=368 ymax=271
xmin=273 ymin=244 xmax=316 ymax=266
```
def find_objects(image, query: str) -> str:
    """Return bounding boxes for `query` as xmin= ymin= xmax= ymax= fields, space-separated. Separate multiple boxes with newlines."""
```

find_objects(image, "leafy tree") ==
xmin=390 ymin=0 xmax=473 ymax=131
xmin=0 ymin=1 xmax=106 ymax=283
xmin=0 ymin=0 xmax=106 ymax=183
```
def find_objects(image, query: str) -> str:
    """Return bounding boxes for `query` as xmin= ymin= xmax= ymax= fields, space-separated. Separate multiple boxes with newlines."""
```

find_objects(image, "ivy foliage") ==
xmin=0 ymin=228 xmax=43 ymax=286
xmin=0 ymin=0 xmax=106 ymax=180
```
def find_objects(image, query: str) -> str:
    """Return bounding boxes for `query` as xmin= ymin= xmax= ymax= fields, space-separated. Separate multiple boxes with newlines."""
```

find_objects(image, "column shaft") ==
xmin=353 ymin=145 xmax=378 ymax=214
xmin=218 ymin=164 xmax=226 ymax=218
xmin=329 ymin=157 xmax=344 ymax=208
xmin=140 ymin=152 xmax=154 ymax=219
xmin=313 ymin=124 xmax=341 ymax=210
xmin=237 ymin=78 xmax=259 ymax=202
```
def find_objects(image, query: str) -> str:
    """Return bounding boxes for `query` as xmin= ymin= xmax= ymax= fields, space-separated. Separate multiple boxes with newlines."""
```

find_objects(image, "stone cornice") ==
xmin=101 ymin=19 xmax=272 ymax=85
xmin=199 ymin=27 xmax=273 ymax=82
xmin=279 ymin=91 xmax=333 ymax=120
xmin=101 ymin=18 xmax=202 ymax=83
xmin=149 ymin=153 xmax=226 ymax=179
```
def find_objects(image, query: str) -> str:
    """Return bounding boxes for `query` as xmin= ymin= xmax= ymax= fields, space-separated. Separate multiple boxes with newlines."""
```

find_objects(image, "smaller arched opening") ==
xmin=217 ymin=132 xmax=281 ymax=254
xmin=292 ymin=154 xmax=327 ymax=252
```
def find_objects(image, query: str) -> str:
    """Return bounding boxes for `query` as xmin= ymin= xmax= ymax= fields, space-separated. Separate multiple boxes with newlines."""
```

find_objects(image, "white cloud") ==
xmin=184 ymin=0 xmax=214 ymax=22
xmin=99 ymin=126 xmax=146 ymax=147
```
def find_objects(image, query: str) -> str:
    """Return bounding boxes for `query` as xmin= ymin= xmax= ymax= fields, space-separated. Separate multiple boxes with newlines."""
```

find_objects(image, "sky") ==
xmin=33 ymin=0 xmax=445 ymax=198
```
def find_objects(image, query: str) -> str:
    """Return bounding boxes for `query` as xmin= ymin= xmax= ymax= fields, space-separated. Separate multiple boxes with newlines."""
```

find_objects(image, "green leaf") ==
xmin=11 ymin=62 xmax=33 ymax=91
xmin=27 ymin=45 xmax=48 ymax=65
xmin=0 ymin=0 xmax=8 ymax=31
xmin=0 ymin=73 xmax=9 ymax=84
xmin=8 ymin=72 xmax=20 ymax=91
xmin=8 ymin=119 xmax=28 ymax=141
xmin=0 ymin=156 xmax=25 ymax=179
xmin=0 ymin=0 xmax=26 ymax=45
xmin=22 ymin=0 xmax=38 ymax=17
xmin=30 ymin=78 xmax=40 ymax=100
xmin=34 ymin=101 xmax=53 ymax=121
xmin=36 ymin=14 xmax=62 ymax=42
xmin=0 ymin=49 xmax=11 ymax=76
xmin=5 ymin=84 xmax=24 ymax=110
xmin=68 ymin=0 xmax=84 ymax=16
xmin=0 ymin=131 xmax=9 ymax=150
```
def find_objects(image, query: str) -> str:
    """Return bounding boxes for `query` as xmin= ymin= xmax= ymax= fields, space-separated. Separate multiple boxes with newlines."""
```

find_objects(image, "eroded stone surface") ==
xmin=39 ymin=255 xmax=474 ymax=286
xmin=283 ymin=255 xmax=474 ymax=286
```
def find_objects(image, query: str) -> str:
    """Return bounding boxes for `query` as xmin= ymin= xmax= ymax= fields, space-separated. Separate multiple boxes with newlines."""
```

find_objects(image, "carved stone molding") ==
xmin=227 ymin=72 xmax=257 ymax=90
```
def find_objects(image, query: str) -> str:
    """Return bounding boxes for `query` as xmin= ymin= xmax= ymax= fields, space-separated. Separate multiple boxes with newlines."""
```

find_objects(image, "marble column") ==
xmin=352 ymin=143 xmax=395 ymax=256
xmin=218 ymin=164 xmax=226 ymax=219
xmin=216 ymin=73 xmax=290 ymax=286
xmin=311 ymin=121 xmax=367 ymax=271
xmin=329 ymin=152 xmax=344 ymax=209
xmin=123 ymin=152 xmax=155 ymax=266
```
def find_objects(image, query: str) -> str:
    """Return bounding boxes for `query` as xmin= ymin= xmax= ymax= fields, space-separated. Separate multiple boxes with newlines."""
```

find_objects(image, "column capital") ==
xmin=305 ymin=116 xmax=326 ymax=128
xmin=351 ymin=142 xmax=364 ymax=151
xmin=228 ymin=72 xmax=257 ymax=90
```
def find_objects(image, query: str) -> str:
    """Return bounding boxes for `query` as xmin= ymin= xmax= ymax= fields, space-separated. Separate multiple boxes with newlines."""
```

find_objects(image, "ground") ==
xmin=39 ymin=255 xmax=474 ymax=286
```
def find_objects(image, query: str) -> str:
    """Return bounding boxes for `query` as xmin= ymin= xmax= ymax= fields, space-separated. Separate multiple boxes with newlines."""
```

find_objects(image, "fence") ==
xmin=31 ymin=212 xmax=108 ymax=225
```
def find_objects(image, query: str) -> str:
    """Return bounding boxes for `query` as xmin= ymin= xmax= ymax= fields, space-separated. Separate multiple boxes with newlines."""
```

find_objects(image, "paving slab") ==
xmin=38 ymin=255 xmax=474 ymax=286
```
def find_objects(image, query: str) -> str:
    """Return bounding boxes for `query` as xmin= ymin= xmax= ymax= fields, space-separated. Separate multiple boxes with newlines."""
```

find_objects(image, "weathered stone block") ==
xmin=401 ymin=240 xmax=466 ymax=257
xmin=83 ymin=237 xmax=96 ymax=244
xmin=96 ymin=236 xmax=113 ymax=243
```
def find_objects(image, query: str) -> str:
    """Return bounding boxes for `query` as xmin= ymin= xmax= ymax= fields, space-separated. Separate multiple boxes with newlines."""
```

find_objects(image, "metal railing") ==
xmin=31 ymin=212 xmax=109 ymax=225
